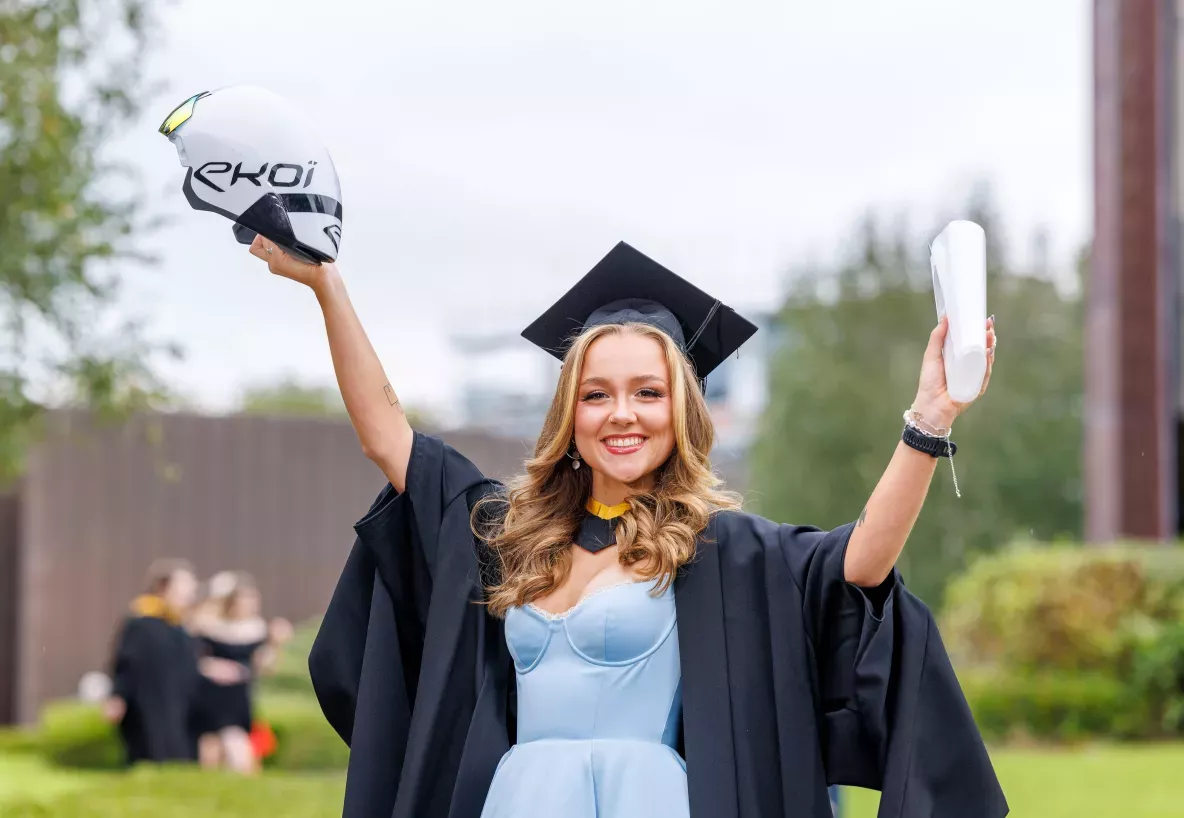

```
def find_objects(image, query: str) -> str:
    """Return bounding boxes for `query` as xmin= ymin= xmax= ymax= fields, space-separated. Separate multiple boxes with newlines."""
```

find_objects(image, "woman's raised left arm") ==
xmin=842 ymin=315 xmax=996 ymax=588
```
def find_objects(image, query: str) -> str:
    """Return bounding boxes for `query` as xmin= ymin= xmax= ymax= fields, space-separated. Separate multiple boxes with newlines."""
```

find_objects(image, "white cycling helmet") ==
xmin=158 ymin=85 xmax=343 ymax=264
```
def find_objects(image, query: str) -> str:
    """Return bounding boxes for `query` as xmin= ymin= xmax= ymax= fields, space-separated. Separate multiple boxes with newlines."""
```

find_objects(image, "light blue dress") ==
xmin=479 ymin=579 xmax=689 ymax=818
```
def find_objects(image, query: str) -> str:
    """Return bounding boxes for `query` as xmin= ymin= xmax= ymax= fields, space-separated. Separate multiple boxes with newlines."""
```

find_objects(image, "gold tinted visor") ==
xmin=158 ymin=91 xmax=210 ymax=136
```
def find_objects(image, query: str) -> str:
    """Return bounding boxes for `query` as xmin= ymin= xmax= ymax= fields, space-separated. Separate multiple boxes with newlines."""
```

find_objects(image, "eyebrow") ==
xmin=580 ymin=375 xmax=668 ymax=387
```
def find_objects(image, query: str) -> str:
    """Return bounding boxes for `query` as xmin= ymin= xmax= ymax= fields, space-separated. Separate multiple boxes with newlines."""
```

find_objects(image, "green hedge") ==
xmin=942 ymin=542 xmax=1184 ymax=672
xmin=38 ymin=702 xmax=126 ymax=770
xmin=31 ymin=691 xmax=347 ymax=772
xmin=944 ymin=542 xmax=1184 ymax=741
xmin=960 ymin=669 xmax=1135 ymax=742
xmin=0 ymin=726 xmax=42 ymax=756
xmin=257 ymin=693 xmax=349 ymax=771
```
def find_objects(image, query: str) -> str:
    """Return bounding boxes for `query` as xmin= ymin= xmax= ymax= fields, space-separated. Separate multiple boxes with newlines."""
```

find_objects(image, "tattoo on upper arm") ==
xmin=383 ymin=384 xmax=403 ymax=412
xmin=857 ymin=506 xmax=868 ymax=527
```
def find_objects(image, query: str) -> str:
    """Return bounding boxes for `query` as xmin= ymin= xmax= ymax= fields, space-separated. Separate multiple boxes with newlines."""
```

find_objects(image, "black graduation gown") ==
xmin=109 ymin=613 xmax=202 ymax=764
xmin=309 ymin=432 xmax=1007 ymax=818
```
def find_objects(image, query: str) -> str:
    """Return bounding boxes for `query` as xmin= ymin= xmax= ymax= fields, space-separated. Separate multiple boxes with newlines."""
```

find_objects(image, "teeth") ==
xmin=606 ymin=437 xmax=644 ymax=447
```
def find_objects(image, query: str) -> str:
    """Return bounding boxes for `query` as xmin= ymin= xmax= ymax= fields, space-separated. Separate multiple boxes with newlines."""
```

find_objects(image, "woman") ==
xmin=249 ymin=237 xmax=1006 ymax=818
xmin=190 ymin=571 xmax=290 ymax=774
xmin=189 ymin=570 xmax=240 ymax=769
xmin=104 ymin=559 xmax=202 ymax=765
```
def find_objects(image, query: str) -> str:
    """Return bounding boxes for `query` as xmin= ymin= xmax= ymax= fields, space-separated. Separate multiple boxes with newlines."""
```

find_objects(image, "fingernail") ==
xmin=989 ymin=314 xmax=995 ymax=323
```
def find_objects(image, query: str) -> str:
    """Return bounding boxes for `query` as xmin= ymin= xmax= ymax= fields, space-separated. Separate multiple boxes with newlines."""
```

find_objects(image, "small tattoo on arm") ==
xmin=383 ymin=384 xmax=402 ymax=412
xmin=857 ymin=506 xmax=868 ymax=527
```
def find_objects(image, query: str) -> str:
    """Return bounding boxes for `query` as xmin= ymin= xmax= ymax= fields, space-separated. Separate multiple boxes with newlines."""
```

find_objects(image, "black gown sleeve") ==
xmin=307 ymin=530 xmax=381 ymax=745
xmin=782 ymin=521 xmax=1008 ymax=818
xmin=308 ymin=431 xmax=498 ymax=744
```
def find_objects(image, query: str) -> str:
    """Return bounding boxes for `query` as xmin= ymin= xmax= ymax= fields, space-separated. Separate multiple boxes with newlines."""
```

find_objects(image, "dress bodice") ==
xmin=503 ymin=579 xmax=682 ymax=748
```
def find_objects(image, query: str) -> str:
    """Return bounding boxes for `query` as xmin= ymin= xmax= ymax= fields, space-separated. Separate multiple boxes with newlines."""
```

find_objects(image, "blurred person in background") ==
xmin=103 ymin=558 xmax=202 ymax=766
xmin=188 ymin=569 xmax=240 ymax=768
xmin=190 ymin=570 xmax=293 ymax=774
xmin=252 ymin=238 xmax=1005 ymax=818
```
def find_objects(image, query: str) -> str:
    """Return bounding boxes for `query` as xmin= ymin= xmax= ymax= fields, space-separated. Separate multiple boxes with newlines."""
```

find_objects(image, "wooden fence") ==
xmin=4 ymin=409 xmax=531 ymax=725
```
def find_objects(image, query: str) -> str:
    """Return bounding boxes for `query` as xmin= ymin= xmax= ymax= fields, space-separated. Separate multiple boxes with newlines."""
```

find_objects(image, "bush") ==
xmin=943 ymin=541 xmax=1184 ymax=741
xmin=0 ymin=726 xmax=43 ymax=756
xmin=960 ymin=669 xmax=1134 ymax=742
xmin=942 ymin=542 xmax=1184 ymax=674
xmin=33 ymin=691 xmax=346 ymax=772
xmin=257 ymin=693 xmax=349 ymax=771
xmin=39 ymin=702 xmax=125 ymax=770
xmin=1126 ymin=620 xmax=1184 ymax=736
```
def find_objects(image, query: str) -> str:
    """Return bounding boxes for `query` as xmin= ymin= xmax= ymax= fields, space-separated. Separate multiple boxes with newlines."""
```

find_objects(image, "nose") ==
xmin=609 ymin=397 xmax=636 ymax=426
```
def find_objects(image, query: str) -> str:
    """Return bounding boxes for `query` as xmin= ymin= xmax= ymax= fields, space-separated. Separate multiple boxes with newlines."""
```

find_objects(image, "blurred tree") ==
xmin=237 ymin=377 xmax=434 ymax=429
xmin=749 ymin=191 xmax=1084 ymax=605
xmin=237 ymin=378 xmax=348 ymax=418
xmin=0 ymin=0 xmax=176 ymax=480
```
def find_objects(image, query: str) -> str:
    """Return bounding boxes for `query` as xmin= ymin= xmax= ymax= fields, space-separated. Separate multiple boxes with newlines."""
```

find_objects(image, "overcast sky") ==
xmin=110 ymin=0 xmax=1091 ymax=423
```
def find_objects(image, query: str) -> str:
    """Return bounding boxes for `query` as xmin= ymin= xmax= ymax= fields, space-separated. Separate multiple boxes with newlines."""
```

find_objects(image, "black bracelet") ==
xmin=902 ymin=424 xmax=957 ymax=458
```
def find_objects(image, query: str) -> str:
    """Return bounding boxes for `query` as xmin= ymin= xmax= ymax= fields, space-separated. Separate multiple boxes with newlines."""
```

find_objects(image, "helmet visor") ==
xmin=158 ymin=92 xmax=210 ymax=137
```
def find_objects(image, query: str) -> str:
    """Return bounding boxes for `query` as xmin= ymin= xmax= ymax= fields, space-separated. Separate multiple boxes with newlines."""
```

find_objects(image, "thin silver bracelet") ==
xmin=903 ymin=407 xmax=961 ymax=498
xmin=903 ymin=407 xmax=951 ymax=438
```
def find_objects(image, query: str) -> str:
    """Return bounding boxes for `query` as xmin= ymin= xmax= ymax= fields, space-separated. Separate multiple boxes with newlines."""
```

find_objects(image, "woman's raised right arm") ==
xmin=249 ymin=237 xmax=414 ymax=492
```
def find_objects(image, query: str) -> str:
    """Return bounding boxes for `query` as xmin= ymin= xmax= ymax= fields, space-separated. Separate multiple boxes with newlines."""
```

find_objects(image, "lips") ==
xmin=602 ymin=435 xmax=646 ymax=455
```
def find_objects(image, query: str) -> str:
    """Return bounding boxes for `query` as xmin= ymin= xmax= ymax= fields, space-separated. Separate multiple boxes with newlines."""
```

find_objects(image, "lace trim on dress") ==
xmin=526 ymin=579 xmax=647 ymax=621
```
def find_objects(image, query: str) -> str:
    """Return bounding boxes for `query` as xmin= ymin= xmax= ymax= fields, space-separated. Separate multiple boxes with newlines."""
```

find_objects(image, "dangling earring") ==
xmin=567 ymin=444 xmax=582 ymax=470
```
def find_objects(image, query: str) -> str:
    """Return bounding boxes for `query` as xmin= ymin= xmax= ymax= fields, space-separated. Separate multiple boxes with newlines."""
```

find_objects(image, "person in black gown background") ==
xmin=103 ymin=558 xmax=202 ymax=765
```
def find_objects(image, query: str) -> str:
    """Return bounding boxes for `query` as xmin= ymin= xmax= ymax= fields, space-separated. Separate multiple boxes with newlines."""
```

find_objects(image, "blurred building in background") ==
xmin=1087 ymin=0 xmax=1184 ymax=542
xmin=449 ymin=331 xmax=560 ymax=440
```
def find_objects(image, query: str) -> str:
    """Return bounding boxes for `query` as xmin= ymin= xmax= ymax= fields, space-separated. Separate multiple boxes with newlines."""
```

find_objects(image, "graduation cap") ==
xmin=521 ymin=242 xmax=759 ymax=381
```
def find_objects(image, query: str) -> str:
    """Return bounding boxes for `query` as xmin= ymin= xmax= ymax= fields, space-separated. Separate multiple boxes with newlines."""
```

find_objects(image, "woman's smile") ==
xmin=601 ymin=435 xmax=646 ymax=455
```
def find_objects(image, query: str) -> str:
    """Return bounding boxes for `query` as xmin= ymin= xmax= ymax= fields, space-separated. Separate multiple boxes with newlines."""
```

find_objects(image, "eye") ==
xmin=581 ymin=390 xmax=609 ymax=401
xmin=638 ymin=388 xmax=666 ymax=399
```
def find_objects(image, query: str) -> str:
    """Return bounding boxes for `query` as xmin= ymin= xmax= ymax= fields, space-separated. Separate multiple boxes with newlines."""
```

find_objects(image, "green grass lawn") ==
xmin=0 ymin=755 xmax=103 ymax=807
xmin=843 ymin=742 xmax=1184 ymax=818
xmin=0 ymin=754 xmax=346 ymax=817
xmin=4 ymin=742 xmax=1184 ymax=816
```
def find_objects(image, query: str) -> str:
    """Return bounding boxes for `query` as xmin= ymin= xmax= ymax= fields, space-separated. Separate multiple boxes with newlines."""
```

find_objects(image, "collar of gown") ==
xmin=575 ymin=498 xmax=629 ymax=553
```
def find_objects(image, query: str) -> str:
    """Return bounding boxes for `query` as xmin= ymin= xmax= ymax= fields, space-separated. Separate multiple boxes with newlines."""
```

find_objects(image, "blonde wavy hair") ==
xmin=474 ymin=322 xmax=742 ymax=618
